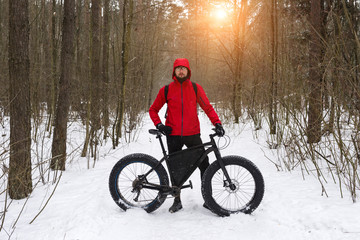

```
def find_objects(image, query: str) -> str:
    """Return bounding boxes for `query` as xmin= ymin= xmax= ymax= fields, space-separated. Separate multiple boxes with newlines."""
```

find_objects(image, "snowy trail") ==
xmin=1 ymin=114 xmax=360 ymax=240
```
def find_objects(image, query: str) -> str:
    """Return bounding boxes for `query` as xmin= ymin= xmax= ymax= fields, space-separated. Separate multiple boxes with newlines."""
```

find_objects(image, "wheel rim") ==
xmin=116 ymin=161 xmax=160 ymax=208
xmin=211 ymin=164 xmax=256 ymax=212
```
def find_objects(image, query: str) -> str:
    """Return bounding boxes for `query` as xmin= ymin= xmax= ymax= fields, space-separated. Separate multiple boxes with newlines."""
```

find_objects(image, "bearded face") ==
xmin=174 ymin=66 xmax=189 ymax=83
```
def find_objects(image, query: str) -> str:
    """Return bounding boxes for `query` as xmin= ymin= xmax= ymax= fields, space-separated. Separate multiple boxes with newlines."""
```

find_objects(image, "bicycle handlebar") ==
xmin=149 ymin=128 xmax=221 ymax=138
xmin=210 ymin=129 xmax=219 ymax=138
xmin=148 ymin=129 xmax=163 ymax=136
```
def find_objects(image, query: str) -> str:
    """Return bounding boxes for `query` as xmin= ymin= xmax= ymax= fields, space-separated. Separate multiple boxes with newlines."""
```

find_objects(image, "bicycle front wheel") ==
xmin=201 ymin=156 xmax=264 ymax=216
xmin=109 ymin=153 xmax=169 ymax=213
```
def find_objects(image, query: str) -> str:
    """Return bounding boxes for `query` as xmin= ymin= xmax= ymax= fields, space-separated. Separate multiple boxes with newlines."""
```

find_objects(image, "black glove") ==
xmin=215 ymin=123 xmax=225 ymax=137
xmin=156 ymin=123 xmax=172 ymax=135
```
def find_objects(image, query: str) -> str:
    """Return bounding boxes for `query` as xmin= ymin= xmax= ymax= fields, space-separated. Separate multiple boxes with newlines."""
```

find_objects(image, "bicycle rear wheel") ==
xmin=201 ymin=155 xmax=264 ymax=216
xmin=109 ymin=153 xmax=169 ymax=213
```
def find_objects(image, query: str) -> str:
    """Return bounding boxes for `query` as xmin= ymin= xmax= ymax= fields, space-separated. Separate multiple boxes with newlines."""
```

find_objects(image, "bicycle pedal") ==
xmin=181 ymin=180 xmax=193 ymax=189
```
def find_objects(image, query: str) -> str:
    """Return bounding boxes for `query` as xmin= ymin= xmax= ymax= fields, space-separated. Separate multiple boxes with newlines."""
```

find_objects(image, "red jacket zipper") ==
xmin=181 ymin=83 xmax=184 ymax=136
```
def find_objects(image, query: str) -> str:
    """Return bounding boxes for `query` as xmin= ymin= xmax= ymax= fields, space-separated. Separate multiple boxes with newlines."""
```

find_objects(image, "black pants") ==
xmin=166 ymin=134 xmax=209 ymax=180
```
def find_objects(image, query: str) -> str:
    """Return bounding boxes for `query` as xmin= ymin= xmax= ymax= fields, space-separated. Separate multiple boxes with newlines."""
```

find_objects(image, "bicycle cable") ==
xmin=217 ymin=134 xmax=231 ymax=150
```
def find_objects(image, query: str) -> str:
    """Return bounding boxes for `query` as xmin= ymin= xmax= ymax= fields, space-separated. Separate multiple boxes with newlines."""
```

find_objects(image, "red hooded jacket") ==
xmin=149 ymin=58 xmax=221 ymax=136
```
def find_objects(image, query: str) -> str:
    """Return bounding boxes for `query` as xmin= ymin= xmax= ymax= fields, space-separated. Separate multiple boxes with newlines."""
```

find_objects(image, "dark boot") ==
xmin=169 ymin=196 xmax=182 ymax=213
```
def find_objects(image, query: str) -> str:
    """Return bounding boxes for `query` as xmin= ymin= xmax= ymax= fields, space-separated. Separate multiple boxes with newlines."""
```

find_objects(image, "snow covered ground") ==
xmin=1 ymin=112 xmax=360 ymax=240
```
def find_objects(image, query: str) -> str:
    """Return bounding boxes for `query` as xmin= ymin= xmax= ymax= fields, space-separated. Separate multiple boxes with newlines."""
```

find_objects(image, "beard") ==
xmin=176 ymin=74 xmax=188 ymax=83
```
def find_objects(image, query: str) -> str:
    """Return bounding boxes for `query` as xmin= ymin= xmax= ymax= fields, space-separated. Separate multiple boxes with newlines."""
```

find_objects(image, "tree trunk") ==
xmin=73 ymin=0 xmax=83 ymax=117
xmin=42 ymin=0 xmax=52 ymax=119
xmin=114 ymin=0 xmax=134 ymax=147
xmin=147 ymin=3 xmax=162 ymax=109
xmin=51 ymin=0 xmax=76 ymax=170
xmin=307 ymin=0 xmax=323 ymax=143
xmin=82 ymin=0 xmax=101 ymax=157
xmin=231 ymin=0 xmax=247 ymax=123
xmin=8 ymin=0 xmax=32 ymax=199
xmin=102 ymin=0 xmax=110 ymax=139
xmin=269 ymin=0 xmax=278 ymax=135
xmin=90 ymin=0 xmax=101 ymax=132
xmin=47 ymin=0 xmax=58 ymax=132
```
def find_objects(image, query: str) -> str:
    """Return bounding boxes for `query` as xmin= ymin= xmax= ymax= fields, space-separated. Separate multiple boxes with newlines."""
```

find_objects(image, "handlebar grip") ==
xmin=210 ymin=129 xmax=218 ymax=138
xmin=149 ymin=129 xmax=161 ymax=135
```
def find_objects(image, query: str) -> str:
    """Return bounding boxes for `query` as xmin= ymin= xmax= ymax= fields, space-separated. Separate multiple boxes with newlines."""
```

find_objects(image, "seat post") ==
xmin=157 ymin=134 xmax=167 ymax=157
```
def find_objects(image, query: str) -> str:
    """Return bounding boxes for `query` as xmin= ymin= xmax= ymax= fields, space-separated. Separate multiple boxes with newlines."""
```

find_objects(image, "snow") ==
xmin=1 ymin=112 xmax=360 ymax=240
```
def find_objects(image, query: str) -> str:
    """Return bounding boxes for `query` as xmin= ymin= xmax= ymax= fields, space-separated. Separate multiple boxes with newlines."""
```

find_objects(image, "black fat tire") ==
xmin=201 ymin=156 xmax=264 ymax=217
xmin=109 ymin=153 xmax=169 ymax=213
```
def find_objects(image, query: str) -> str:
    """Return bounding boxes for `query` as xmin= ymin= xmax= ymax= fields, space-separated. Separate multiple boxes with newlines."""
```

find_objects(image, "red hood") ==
xmin=172 ymin=58 xmax=191 ymax=81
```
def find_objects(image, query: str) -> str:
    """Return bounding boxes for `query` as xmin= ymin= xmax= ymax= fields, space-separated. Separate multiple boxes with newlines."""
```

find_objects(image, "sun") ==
xmin=215 ymin=8 xmax=227 ymax=20
xmin=208 ymin=3 xmax=231 ymax=27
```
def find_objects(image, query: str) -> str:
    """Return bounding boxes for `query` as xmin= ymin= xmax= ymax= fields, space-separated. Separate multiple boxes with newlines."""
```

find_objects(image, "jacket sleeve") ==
xmin=149 ymin=86 xmax=166 ymax=126
xmin=196 ymin=84 xmax=222 ymax=126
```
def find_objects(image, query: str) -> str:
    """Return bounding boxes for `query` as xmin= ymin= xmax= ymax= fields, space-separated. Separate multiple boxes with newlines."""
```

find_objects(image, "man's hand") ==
xmin=156 ymin=123 xmax=172 ymax=135
xmin=215 ymin=123 xmax=225 ymax=137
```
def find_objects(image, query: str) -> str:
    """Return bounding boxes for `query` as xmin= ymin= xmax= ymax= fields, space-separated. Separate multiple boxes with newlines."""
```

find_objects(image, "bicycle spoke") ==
xmin=211 ymin=164 xmax=256 ymax=212
xmin=115 ymin=161 xmax=162 ymax=208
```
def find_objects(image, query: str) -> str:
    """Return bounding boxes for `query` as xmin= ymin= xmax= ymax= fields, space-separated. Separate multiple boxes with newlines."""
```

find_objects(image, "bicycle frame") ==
xmin=132 ymin=130 xmax=236 ymax=199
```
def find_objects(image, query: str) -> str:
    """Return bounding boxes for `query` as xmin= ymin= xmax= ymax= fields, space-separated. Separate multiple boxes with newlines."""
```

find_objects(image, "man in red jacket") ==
xmin=149 ymin=58 xmax=225 ymax=213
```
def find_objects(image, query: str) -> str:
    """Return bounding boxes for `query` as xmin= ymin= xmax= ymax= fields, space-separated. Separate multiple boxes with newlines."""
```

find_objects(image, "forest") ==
xmin=0 ymin=0 xmax=360 ymax=232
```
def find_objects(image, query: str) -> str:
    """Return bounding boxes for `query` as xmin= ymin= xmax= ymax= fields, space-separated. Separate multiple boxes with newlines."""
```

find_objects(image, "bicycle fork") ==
xmin=214 ymin=147 xmax=237 ymax=191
